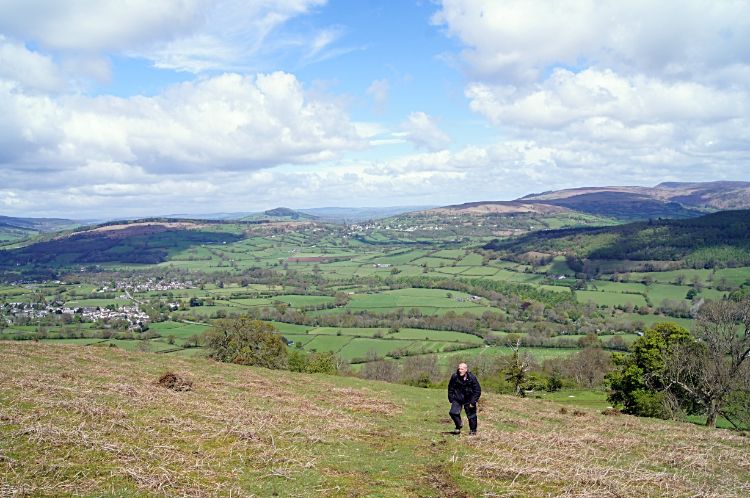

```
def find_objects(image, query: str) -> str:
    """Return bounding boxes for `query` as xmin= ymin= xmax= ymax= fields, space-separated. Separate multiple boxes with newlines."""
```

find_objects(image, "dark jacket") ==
xmin=448 ymin=370 xmax=481 ymax=405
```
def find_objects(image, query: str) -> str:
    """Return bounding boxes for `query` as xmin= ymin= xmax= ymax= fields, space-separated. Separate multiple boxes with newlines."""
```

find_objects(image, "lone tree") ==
xmin=661 ymin=298 xmax=750 ymax=428
xmin=203 ymin=317 xmax=288 ymax=370
xmin=606 ymin=322 xmax=691 ymax=418
xmin=502 ymin=339 xmax=532 ymax=396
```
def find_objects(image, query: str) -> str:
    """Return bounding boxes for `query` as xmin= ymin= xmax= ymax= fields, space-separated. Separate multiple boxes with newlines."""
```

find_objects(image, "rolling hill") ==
xmin=422 ymin=182 xmax=750 ymax=222
xmin=298 ymin=205 xmax=439 ymax=222
xmin=0 ymin=215 xmax=80 ymax=242
xmin=520 ymin=181 xmax=750 ymax=217
xmin=239 ymin=207 xmax=319 ymax=222
xmin=485 ymin=209 xmax=750 ymax=264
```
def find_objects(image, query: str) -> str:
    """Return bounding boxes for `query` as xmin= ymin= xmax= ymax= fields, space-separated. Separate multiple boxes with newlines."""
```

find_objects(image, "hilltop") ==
xmin=412 ymin=190 xmax=702 ymax=222
xmin=298 ymin=206 xmax=439 ymax=222
xmin=0 ymin=215 xmax=79 ymax=243
xmin=412 ymin=182 xmax=750 ymax=222
xmin=239 ymin=207 xmax=319 ymax=222
xmin=521 ymin=181 xmax=750 ymax=211
xmin=1 ymin=342 xmax=747 ymax=497
xmin=519 ymin=181 xmax=750 ymax=219
xmin=421 ymin=200 xmax=569 ymax=217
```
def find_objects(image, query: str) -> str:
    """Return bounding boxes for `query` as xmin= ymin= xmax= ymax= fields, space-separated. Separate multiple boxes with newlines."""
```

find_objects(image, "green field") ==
xmin=390 ymin=329 xmax=483 ymax=343
xmin=339 ymin=338 xmax=403 ymax=359
xmin=302 ymin=335 xmax=353 ymax=353
xmin=576 ymin=290 xmax=647 ymax=308
xmin=311 ymin=327 xmax=385 ymax=337
xmin=273 ymin=295 xmax=336 ymax=307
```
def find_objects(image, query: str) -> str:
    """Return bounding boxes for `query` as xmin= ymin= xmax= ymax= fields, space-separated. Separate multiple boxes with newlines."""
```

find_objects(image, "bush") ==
xmin=203 ymin=317 xmax=288 ymax=370
xmin=288 ymin=350 xmax=338 ymax=375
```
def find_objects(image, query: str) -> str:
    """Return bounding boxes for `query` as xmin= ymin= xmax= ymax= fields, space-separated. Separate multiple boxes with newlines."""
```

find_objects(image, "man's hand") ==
xmin=469 ymin=404 xmax=475 ymax=408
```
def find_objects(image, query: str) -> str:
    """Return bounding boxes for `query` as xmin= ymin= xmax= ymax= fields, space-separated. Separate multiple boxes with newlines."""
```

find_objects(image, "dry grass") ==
xmin=463 ymin=395 xmax=750 ymax=497
xmin=1 ymin=342 xmax=749 ymax=497
xmin=0 ymin=342 xmax=386 ymax=497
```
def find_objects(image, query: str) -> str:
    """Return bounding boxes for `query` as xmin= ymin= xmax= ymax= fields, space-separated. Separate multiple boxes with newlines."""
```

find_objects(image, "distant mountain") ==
xmin=298 ymin=206 xmax=438 ymax=222
xmin=0 ymin=216 xmax=80 ymax=242
xmin=238 ymin=207 xmax=318 ymax=222
xmin=519 ymin=181 xmax=750 ymax=215
xmin=161 ymin=212 xmax=257 ymax=221
xmin=408 ymin=181 xmax=750 ymax=222
xmin=419 ymin=201 xmax=569 ymax=216
xmin=520 ymin=191 xmax=704 ymax=220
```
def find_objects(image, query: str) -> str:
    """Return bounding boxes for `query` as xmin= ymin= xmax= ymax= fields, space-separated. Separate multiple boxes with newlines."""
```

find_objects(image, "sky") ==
xmin=1 ymin=0 xmax=749 ymax=219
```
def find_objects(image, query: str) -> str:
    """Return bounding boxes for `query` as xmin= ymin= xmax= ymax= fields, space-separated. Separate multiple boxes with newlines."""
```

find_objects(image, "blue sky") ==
xmin=1 ymin=0 xmax=749 ymax=218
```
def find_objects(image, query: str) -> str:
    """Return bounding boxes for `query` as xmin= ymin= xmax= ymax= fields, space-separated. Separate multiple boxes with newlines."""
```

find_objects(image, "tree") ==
xmin=136 ymin=340 xmax=153 ymax=353
xmin=359 ymin=360 xmax=399 ymax=382
xmin=690 ymin=275 xmax=704 ymax=291
xmin=362 ymin=347 xmax=381 ymax=362
xmin=400 ymin=355 xmax=442 ymax=387
xmin=203 ymin=317 xmax=288 ymax=370
xmin=502 ymin=340 xmax=532 ymax=396
xmin=302 ymin=351 xmax=337 ymax=374
xmin=577 ymin=332 xmax=601 ymax=348
xmin=606 ymin=322 xmax=691 ymax=418
xmin=661 ymin=298 xmax=750 ymax=428
xmin=566 ymin=347 xmax=611 ymax=388
xmin=334 ymin=292 xmax=351 ymax=306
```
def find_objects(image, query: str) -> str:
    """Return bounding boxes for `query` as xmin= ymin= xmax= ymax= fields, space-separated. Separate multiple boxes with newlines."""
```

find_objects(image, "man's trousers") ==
xmin=449 ymin=400 xmax=477 ymax=431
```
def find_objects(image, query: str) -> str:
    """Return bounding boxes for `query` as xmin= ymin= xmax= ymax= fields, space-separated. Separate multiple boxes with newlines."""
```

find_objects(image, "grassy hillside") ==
xmin=528 ymin=192 xmax=705 ymax=220
xmin=0 ymin=216 xmax=80 ymax=242
xmin=519 ymin=181 xmax=750 ymax=213
xmin=1 ymin=342 xmax=748 ymax=497
xmin=487 ymin=209 xmax=750 ymax=262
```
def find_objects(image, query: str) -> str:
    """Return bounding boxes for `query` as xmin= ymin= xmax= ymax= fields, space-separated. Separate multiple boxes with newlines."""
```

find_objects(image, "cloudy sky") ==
xmin=1 ymin=0 xmax=749 ymax=219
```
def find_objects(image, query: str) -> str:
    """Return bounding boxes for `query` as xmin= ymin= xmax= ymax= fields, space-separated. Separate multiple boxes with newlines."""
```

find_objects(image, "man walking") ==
xmin=448 ymin=362 xmax=481 ymax=435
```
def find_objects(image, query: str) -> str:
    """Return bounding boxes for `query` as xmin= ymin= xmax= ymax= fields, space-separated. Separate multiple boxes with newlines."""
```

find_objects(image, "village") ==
xmin=96 ymin=278 xmax=195 ymax=293
xmin=3 ymin=301 xmax=151 ymax=329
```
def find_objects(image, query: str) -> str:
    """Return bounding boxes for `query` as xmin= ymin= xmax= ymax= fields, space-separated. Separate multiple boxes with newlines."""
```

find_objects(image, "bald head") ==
xmin=458 ymin=363 xmax=467 ymax=377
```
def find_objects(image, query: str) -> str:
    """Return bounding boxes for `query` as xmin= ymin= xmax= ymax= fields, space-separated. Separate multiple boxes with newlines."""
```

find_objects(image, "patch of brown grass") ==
xmin=0 ymin=342 xmax=403 ymax=497
xmin=460 ymin=395 xmax=750 ymax=497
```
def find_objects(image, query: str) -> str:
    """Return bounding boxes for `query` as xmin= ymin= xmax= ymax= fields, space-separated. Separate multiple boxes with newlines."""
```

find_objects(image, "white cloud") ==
xmin=0 ymin=71 xmax=366 ymax=179
xmin=429 ymin=0 xmax=750 ymax=193
xmin=0 ymin=0 xmax=329 ymax=73
xmin=366 ymin=79 xmax=391 ymax=115
xmin=465 ymin=68 xmax=746 ymax=130
xmin=0 ymin=36 xmax=65 ymax=93
xmin=398 ymin=111 xmax=453 ymax=151
xmin=132 ymin=0 xmax=329 ymax=72
xmin=306 ymin=26 xmax=346 ymax=58
xmin=0 ymin=0 xmax=211 ymax=52
xmin=433 ymin=0 xmax=750 ymax=83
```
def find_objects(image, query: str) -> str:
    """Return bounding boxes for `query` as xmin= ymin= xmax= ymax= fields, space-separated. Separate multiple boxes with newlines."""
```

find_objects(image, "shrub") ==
xmin=203 ymin=317 xmax=288 ymax=370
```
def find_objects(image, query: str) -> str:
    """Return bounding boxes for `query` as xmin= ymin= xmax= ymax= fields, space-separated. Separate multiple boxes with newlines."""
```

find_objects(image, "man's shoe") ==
xmin=470 ymin=431 xmax=477 ymax=435
xmin=453 ymin=428 xmax=461 ymax=435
